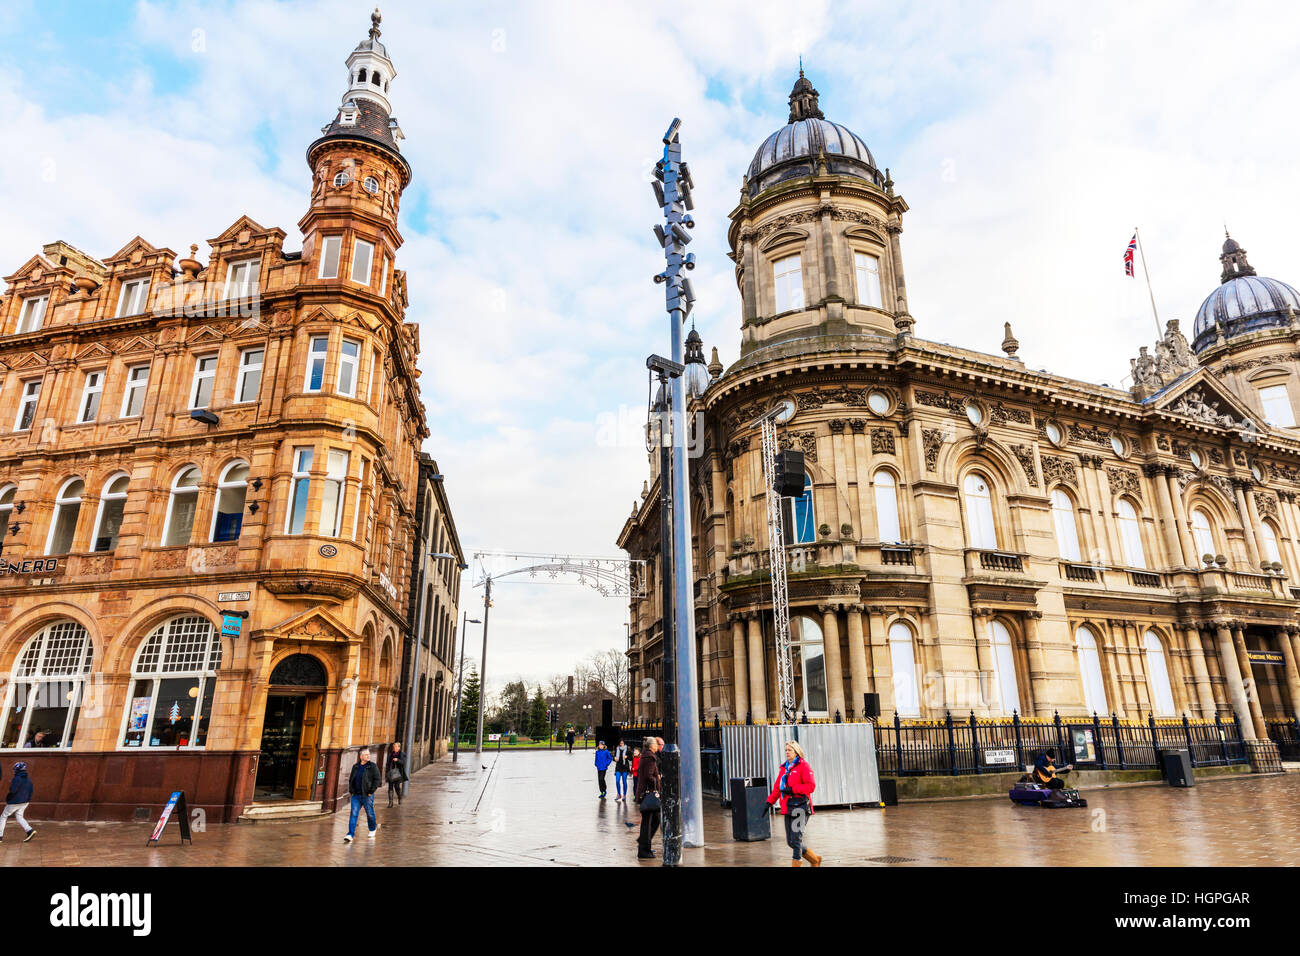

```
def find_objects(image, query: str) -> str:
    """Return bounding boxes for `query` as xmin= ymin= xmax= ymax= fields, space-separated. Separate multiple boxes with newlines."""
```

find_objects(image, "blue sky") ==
xmin=5 ymin=1 xmax=1300 ymax=697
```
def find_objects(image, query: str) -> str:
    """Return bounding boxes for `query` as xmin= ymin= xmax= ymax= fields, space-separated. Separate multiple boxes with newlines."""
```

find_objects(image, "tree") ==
xmin=495 ymin=679 xmax=529 ymax=733
xmin=527 ymin=687 xmax=548 ymax=739
xmin=589 ymin=648 xmax=630 ymax=722
xmin=458 ymin=666 xmax=480 ymax=739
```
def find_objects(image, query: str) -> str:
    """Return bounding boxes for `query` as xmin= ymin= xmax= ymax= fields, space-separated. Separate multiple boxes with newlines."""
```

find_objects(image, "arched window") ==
xmin=989 ymin=620 xmax=1022 ymax=714
xmin=1075 ymin=626 xmax=1109 ymax=715
xmin=0 ymin=484 xmax=15 ymax=554
xmin=1116 ymin=498 xmax=1146 ymax=568
xmin=120 ymin=615 xmax=222 ymax=749
xmin=786 ymin=474 xmax=816 ymax=545
xmin=357 ymin=68 xmax=367 ymax=83
xmin=1144 ymin=631 xmax=1176 ymax=716
xmin=889 ymin=622 xmax=921 ymax=717
xmin=163 ymin=467 xmax=202 ymax=547
xmin=371 ymin=71 xmax=382 ymax=86
xmin=1260 ymin=520 xmax=1283 ymax=566
xmin=92 ymin=472 xmax=129 ymax=552
xmin=962 ymin=473 xmax=997 ymax=549
xmin=46 ymin=478 xmax=84 ymax=555
xmin=1190 ymin=507 xmax=1216 ymax=562
xmin=873 ymin=470 xmax=902 ymax=543
xmin=210 ymin=461 xmax=248 ymax=543
xmin=0 ymin=621 xmax=93 ymax=748
xmin=1050 ymin=488 xmax=1082 ymax=561
xmin=789 ymin=615 xmax=828 ymax=717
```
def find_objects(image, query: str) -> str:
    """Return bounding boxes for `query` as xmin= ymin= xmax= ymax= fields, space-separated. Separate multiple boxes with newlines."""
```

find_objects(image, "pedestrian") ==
xmin=344 ymin=747 xmax=381 ymax=843
xmin=594 ymin=741 xmax=613 ymax=798
xmin=635 ymin=737 xmax=662 ymax=860
xmin=0 ymin=761 xmax=36 ymax=843
xmin=385 ymin=742 xmax=408 ymax=808
xmin=766 ymin=740 xmax=820 ymax=867
xmin=613 ymin=740 xmax=631 ymax=801
xmin=630 ymin=747 xmax=642 ymax=803
xmin=565 ymin=727 xmax=576 ymax=753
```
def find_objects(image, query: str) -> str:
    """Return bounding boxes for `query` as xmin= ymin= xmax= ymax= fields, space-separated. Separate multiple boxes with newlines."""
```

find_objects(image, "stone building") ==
xmin=0 ymin=11 xmax=440 ymax=821
xmin=619 ymin=73 xmax=1300 ymax=748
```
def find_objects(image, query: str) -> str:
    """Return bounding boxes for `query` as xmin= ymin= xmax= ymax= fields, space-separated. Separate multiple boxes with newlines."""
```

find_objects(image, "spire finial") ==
xmin=799 ymin=54 xmax=804 ymax=77
xmin=370 ymin=7 xmax=382 ymax=40
xmin=787 ymin=66 xmax=823 ymax=123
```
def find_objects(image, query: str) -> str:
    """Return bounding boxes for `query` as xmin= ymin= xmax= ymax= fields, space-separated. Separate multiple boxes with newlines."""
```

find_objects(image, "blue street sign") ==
xmin=221 ymin=613 xmax=243 ymax=638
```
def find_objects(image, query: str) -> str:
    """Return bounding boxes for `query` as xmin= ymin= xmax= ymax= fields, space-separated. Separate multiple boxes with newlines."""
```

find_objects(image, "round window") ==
xmin=1110 ymin=435 xmax=1126 ymax=457
xmin=1189 ymin=448 xmax=1203 ymax=469
xmin=966 ymin=404 xmax=984 ymax=427
xmin=1045 ymin=421 xmax=1063 ymax=445
xmin=868 ymin=391 xmax=890 ymax=415
xmin=772 ymin=398 xmax=796 ymax=425
xmin=332 ymin=171 xmax=351 ymax=187
xmin=1252 ymin=462 xmax=1265 ymax=482
xmin=363 ymin=176 xmax=380 ymax=195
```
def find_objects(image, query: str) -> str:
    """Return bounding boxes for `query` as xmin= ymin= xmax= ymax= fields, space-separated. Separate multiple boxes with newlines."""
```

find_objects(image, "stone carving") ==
xmin=1107 ymin=467 xmax=1141 ymax=497
xmin=1068 ymin=422 xmax=1111 ymax=446
xmin=922 ymin=429 xmax=945 ymax=472
xmin=1041 ymin=454 xmax=1077 ymax=487
xmin=1232 ymin=449 xmax=1247 ymax=466
xmin=1209 ymin=448 xmax=1224 ymax=466
xmin=871 ymin=429 xmax=895 ymax=454
xmin=1168 ymin=390 xmax=1242 ymax=429
xmin=849 ymin=418 xmax=867 ymax=434
xmin=1255 ymin=492 xmax=1279 ymax=520
xmin=750 ymin=209 xmax=821 ymax=243
xmin=1131 ymin=320 xmax=1198 ymax=394
xmin=828 ymin=419 xmax=846 ymax=434
xmin=990 ymin=402 xmax=1033 ymax=425
xmin=780 ymin=430 xmax=818 ymax=463
xmin=1011 ymin=444 xmax=1038 ymax=486
xmin=915 ymin=389 xmax=966 ymax=415
xmin=154 ymin=549 xmax=188 ymax=571
xmin=1156 ymin=435 xmax=1172 ymax=452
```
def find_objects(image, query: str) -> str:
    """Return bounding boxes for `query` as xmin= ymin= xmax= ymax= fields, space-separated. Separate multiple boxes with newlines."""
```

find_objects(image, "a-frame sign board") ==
xmin=146 ymin=790 xmax=193 ymax=846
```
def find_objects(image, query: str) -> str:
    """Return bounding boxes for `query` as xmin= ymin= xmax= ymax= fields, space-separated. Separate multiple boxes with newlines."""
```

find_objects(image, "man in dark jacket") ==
xmin=635 ymin=738 xmax=662 ymax=859
xmin=0 ymin=761 xmax=36 ymax=842
xmin=565 ymin=728 xmax=576 ymax=753
xmin=344 ymin=748 xmax=381 ymax=843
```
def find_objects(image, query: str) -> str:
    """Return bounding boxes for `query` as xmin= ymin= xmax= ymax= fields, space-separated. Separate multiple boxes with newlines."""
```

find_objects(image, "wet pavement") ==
xmin=3 ymin=748 xmax=1298 ymax=866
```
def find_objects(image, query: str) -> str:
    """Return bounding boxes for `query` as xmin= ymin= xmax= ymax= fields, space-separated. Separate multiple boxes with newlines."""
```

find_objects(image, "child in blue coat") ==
xmin=594 ymin=741 xmax=614 ymax=798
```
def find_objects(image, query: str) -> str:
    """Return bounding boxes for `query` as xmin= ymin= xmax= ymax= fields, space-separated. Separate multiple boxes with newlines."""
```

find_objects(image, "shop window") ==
xmin=119 ymin=615 xmax=222 ymax=749
xmin=0 ymin=621 xmax=93 ymax=749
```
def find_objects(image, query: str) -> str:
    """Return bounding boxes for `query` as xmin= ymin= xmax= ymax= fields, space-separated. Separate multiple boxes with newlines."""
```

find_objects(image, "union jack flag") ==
xmin=1124 ymin=233 xmax=1137 ymax=277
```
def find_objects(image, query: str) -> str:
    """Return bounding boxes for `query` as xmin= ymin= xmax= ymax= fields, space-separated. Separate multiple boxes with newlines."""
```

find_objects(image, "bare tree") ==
xmin=589 ymin=648 xmax=630 ymax=721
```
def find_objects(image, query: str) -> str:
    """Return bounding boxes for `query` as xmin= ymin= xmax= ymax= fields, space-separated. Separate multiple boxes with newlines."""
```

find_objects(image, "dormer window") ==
xmin=340 ymin=110 xmax=357 ymax=126
xmin=116 ymin=277 xmax=150 ymax=318
xmin=17 ymin=294 xmax=48 ymax=334
xmin=224 ymin=258 xmax=260 ymax=299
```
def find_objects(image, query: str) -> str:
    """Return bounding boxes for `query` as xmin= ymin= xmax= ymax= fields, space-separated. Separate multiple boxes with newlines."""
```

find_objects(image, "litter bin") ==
xmin=730 ymin=777 xmax=771 ymax=842
xmin=1161 ymin=749 xmax=1194 ymax=787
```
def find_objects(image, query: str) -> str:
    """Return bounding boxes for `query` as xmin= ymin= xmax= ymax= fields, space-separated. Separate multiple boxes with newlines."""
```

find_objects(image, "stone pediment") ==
xmin=115 ymin=335 xmax=156 ymax=354
xmin=1145 ymin=369 xmax=1262 ymax=434
xmin=3 ymin=254 xmax=61 ymax=286
xmin=207 ymin=215 xmax=286 ymax=249
xmin=257 ymin=605 xmax=357 ymax=644
xmin=187 ymin=324 xmax=225 ymax=345
xmin=103 ymin=236 xmax=174 ymax=267
xmin=75 ymin=342 xmax=114 ymax=361
xmin=9 ymin=351 xmax=49 ymax=371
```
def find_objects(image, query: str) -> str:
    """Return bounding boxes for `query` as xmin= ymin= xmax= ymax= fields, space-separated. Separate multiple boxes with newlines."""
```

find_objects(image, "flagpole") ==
xmin=1134 ymin=226 xmax=1162 ymax=338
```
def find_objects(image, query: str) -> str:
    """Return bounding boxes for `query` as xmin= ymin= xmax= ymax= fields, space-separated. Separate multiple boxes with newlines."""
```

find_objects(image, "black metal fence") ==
xmin=615 ymin=719 xmax=724 ymax=791
xmin=874 ymin=711 xmax=1250 ymax=776
xmin=1267 ymin=717 xmax=1300 ymax=761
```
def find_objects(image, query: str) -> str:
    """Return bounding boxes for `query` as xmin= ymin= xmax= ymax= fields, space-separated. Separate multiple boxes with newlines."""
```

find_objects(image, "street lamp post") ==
xmin=451 ymin=610 xmax=481 ymax=763
xmin=475 ymin=575 xmax=493 ymax=755
xmin=403 ymin=551 xmax=462 ymax=793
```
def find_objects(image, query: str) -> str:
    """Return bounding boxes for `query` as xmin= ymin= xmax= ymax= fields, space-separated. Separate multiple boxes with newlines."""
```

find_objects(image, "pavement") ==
xmin=3 ymin=748 xmax=1299 ymax=866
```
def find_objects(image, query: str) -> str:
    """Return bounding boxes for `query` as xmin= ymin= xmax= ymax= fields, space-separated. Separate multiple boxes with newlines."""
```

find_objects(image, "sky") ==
xmin=5 ymin=1 xmax=1300 ymax=699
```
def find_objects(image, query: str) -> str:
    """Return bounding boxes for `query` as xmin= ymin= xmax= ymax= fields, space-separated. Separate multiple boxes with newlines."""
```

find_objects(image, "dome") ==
xmin=683 ymin=328 xmax=710 ymax=399
xmin=1191 ymin=234 xmax=1300 ymax=352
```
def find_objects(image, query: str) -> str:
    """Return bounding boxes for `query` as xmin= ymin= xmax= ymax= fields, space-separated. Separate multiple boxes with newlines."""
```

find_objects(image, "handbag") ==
xmin=387 ymin=766 xmax=403 ymax=784
xmin=640 ymin=791 xmax=661 ymax=812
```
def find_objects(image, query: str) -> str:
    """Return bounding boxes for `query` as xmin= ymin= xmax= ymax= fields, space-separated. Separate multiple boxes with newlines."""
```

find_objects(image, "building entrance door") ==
xmin=256 ymin=693 xmax=307 ymax=800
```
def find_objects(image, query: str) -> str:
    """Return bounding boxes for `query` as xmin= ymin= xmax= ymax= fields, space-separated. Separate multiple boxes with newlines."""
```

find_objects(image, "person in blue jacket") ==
xmin=1 ymin=761 xmax=36 ymax=842
xmin=593 ymin=741 xmax=614 ymax=798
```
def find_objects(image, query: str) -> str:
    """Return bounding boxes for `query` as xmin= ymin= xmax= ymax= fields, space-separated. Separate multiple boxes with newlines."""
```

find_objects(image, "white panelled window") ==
xmin=1075 ymin=627 xmax=1109 ymax=715
xmin=116 ymin=278 xmax=151 ymax=317
xmin=17 ymin=295 xmax=48 ymax=333
xmin=235 ymin=348 xmax=264 ymax=404
xmin=119 ymin=616 xmax=221 ymax=749
xmin=1050 ymin=489 xmax=1082 ymax=561
xmin=773 ymin=254 xmax=803 ymax=313
xmin=46 ymin=478 xmax=84 ymax=555
xmin=319 ymin=236 xmax=342 ymax=279
xmin=366 ymin=349 xmax=379 ymax=404
xmin=286 ymin=447 xmax=314 ymax=534
xmin=962 ymin=473 xmax=998 ymax=549
xmin=210 ymin=461 xmax=248 ymax=543
xmin=1117 ymin=498 xmax=1146 ymax=568
xmin=77 ymin=370 xmax=104 ymax=424
xmin=378 ymin=253 xmax=389 ymax=296
xmin=1261 ymin=520 xmax=1283 ymax=566
xmin=351 ymin=458 xmax=367 ymax=540
xmin=784 ymin=474 xmax=816 ymax=545
xmin=854 ymin=252 xmax=883 ymax=308
xmin=337 ymin=338 xmax=361 ymax=397
xmin=0 ymin=485 xmax=14 ymax=554
xmin=1191 ymin=508 xmax=1216 ymax=561
xmin=320 ymin=449 xmax=350 ymax=536
xmin=224 ymin=259 xmax=260 ymax=299
xmin=304 ymin=336 xmax=328 ymax=392
xmin=162 ymin=467 xmax=201 ymax=547
xmin=889 ymin=622 xmax=921 ymax=717
xmin=1258 ymin=384 xmax=1295 ymax=427
xmin=351 ymin=239 xmax=375 ymax=285
xmin=0 ymin=621 xmax=93 ymax=749
xmin=92 ymin=473 xmax=129 ymax=552
xmin=189 ymin=355 xmax=218 ymax=408
xmin=789 ymin=615 xmax=828 ymax=717
xmin=873 ymin=470 xmax=902 ymax=543
xmin=1144 ymin=631 xmax=1176 ymax=716
xmin=15 ymin=379 xmax=41 ymax=431
xmin=120 ymin=364 xmax=149 ymax=418
xmin=989 ymin=620 xmax=1022 ymax=715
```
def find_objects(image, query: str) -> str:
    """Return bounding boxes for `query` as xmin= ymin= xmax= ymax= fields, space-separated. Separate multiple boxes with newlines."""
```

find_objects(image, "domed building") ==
xmin=620 ymin=74 xmax=1300 ymax=766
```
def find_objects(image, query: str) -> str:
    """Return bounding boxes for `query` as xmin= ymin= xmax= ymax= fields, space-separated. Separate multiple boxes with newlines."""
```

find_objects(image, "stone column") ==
xmin=970 ymin=608 xmax=994 ymax=714
xmin=1023 ymin=611 xmax=1051 ymax=717
xmin=819 ymin=603 xmax=846 ymax=719
xmin=845 ymin=603 xmax=870 ymax=716
xmin=1101 ymin=620 xmax=1126 ymax=717
xmin=1215 ymin=621 xmax=1256 ymax=739
xmin=1231 ymin=623 xmax=1267 ymax=740
xmin=1080 ymin=459 xmax=1113 ymax=565
xmin=887 ymin=223 xmax=909 ymax=314
xmin=867 ymin=606 xmax=893 ymax=715
xmin=1276 ymin=492 xmax=1300 ymax=584
xmin=1150 ymin=464 xmax=1190 ymax=567
xmin=730 ymin=616 xmax=748 ymax=722
xmin=1232 ymin=481 xmax=1262 ymax=569
xmin=1183 ymin=624 xmax=1218 ymax=718
xmin=746 ymin=613 xmax=766 ymax=722
xmin=1276 ymin=627 xmax=1300 ymax=726
xmin=1127 ymin=621 xmax=1152 ymax=715
xmin=1165 ymin=469 xmax=1200 ymax=567
xmin=699 ymin=626 xmax=713 ymax=712
xmin=819 ymin=207 xmax=839 ymax=299
xmin=1243 ymin=485 xmax=1272 ymax=571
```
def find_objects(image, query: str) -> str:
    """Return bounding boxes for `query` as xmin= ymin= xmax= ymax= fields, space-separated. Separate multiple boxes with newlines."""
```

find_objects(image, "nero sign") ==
xmin=49 ymin=886 xmax=152 ymax=937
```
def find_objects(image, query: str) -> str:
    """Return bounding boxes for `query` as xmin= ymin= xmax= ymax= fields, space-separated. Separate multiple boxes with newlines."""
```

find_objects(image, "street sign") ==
xmin=217 ymin=590 xmax=251 ymax=602
xmin=488 ymin=733 xmax=501 ymax=742
xmin=984 ymin=748 xmax=1016 ymax=766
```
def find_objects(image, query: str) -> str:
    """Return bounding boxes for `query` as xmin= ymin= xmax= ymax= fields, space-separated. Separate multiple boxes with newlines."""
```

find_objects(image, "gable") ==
xmin=1146 ymin=368 xmax=1261 ymax=431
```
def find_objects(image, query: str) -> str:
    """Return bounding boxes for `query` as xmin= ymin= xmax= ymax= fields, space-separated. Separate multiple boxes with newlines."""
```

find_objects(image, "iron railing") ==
xmin=1266 ymin=717 xmax=1300 ymax=760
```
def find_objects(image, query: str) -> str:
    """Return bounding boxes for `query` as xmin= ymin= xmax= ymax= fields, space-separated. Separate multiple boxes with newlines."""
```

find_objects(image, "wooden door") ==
xmin=293 ymin=693 xmax=323 ymax=800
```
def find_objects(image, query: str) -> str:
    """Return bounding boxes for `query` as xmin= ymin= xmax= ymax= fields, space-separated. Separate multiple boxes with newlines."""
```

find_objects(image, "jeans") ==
xmin=348 ymin=794 xmax=377 ymax=836
xmin=615 ymin=771 xmax=629 ymax=796
xmin=783 ymin=804 xmax=810 ymax=860
xmin=597 ymin=770 xmax=608 ymax=794
xmin=0 ymin=802 xmax=31 ymax=836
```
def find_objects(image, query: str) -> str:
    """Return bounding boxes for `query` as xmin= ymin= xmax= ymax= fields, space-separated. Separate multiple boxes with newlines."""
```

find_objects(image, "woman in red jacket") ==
xmin=767 ymin=740 xmax=821 ymax=866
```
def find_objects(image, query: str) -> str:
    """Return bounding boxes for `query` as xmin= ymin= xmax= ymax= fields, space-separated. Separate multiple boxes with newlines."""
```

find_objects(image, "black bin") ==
xmin=1162 ymin=749 xmax=1194 ymax=787
xmin=879 ymin=777 xmax=899 ymax=806
xmin=730 ymin=777 xmax=770 ymax=842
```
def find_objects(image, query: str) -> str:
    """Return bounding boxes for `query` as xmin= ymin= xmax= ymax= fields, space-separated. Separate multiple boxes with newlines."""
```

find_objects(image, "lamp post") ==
xmin=451 ymin=610 xmax=482 ymax=763
xmin=403 ymin=551 xmax=462 ymax=793
xmin=475 ymin=575 xmax=493 ymax=755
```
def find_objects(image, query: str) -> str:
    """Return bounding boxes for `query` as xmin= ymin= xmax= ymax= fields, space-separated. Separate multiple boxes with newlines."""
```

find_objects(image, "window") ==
xmin=119 ymin=615 xmax=221 ymax=749
xmin=1050 ymin=489 xmax=1082 ymax=561
xmin=1116 ymin=498 xmax=1146 ymax=568
xmin=337 ymin=338 xmax=360 ymax=397
xmin=224 ymin=259 xmax=260 ymax=299
xmin=210 ymin=461 xmax=248 ymax=543
xmin=889 ymin=622 xmax=921 ymax=717
xmin=773 ymin=254 xmax=803 ymax=312
xmin=783 ymin=474 xmax=816 ymax=544
xmin=378 ymin=253 xmax=389 ymax=296
xmin=235 ymin=348 xmax=264 ymax=404
xmin=77 ymin=370 xmax=104 ymax=424
xmin=1190 ymin=508 xmax=1216 ymax=562
xmin=854 ymin=252 xmax=883 ymax=308
xmin=92 ymin=473 xmax=129 ymax=552
xmin=366 ymin=349 xmax=379 ymax=404
xmin=332 ymin=171 xmax=350 ymax=188
xmin=318 ymin=236 xmax=342 ymax=279
xmin=1259 ymin=384 xmax=1295 ymax=427
xmin=304 ymin=336 xmax=328 ymax=392
xmin=17 ymin=295 xmax=48 ymax=333
xmin=363 ymin=176 xmax=379 ymax=194
xmin=116 ymin=278 xmax=150 ymax=317
xmin=44 ymin=477 xmax=84 ymax=554
xmin=1261 ymin=520 xmax=1283 ymax=566
xmin=351 ymin=239 xmax=375 ymax=285
xmin=873 ymin=470 xmax=902 ymax=543
xmin=352 ymin=458 xmax=367 ymax=540
xmin=962 ymin=473 xmax=998 ymax=549
xmin=1075 ymin=627 xmax=1109 ymax=715
xmin=989 ymin=620 xmax=1021 ymax=715
xmin=0 ymin=485 xmax=14 ymax=554
xmin=162 ymin=467 xmax=201 ymax=547
xmin=15 ymin=379 xmax=41 ymax=431
xmin=286 ymin=448 xmax=314 ymax=534
xmin=320 ymin=449 xmax=350 ymax=536
xmin=120 ymin=364 xmax=149 ymax=418
xmin=189 ymin=355 xmax=217 ymax=408
xmin=789 ymin=615 xmax=828 ymax=717
xmin=1144 ymin=631 xmax=1176 ymax=716
xmin=0 ymin=621 xmax=93 ymax=749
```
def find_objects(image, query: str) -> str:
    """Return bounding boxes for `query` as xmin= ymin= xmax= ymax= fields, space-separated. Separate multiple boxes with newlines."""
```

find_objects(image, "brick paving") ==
xmin=3 ymin=748 xmax=1298 ymax=866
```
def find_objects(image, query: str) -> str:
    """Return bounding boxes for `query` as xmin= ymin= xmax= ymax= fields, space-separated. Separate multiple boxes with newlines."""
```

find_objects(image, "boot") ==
xmin=802 ymin=848 xmax=822 ymax=867
xmin=791 ymin=859 xmax=802 ymax=867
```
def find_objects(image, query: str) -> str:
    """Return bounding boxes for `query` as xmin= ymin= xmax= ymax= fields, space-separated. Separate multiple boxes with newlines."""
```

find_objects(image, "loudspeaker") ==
xmin=862 ymin=693 xmax=881 ymax=719
xmin=878 ymin=777 xmax=898 ymax=806
xmin=773 ymin=449 xmax=806 ymax=498
xmin=601 ymin=699 xmax=613 ymax=727
xmin=1163 ymin=749 xmax=1194 ymax=788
